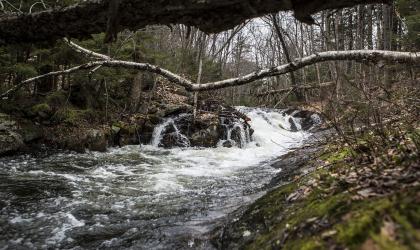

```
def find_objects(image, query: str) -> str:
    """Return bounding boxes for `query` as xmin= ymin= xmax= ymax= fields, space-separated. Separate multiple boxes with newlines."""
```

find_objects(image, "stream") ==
xmin=0 ymin=108 xmax=314 ymax=249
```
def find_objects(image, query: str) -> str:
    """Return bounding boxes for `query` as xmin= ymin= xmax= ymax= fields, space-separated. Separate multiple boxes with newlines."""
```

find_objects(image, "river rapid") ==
xmin=0 ymin=108 xmax=313 ymax=249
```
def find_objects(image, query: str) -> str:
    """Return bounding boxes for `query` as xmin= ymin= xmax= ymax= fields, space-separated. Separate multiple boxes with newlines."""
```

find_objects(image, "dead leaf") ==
xmin=380 ymin=220 xmax=397 ymax=241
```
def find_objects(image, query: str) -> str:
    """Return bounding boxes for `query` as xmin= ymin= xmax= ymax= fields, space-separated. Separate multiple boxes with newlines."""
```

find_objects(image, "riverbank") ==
xmin=212 ymin=126 xmax=420 ymax=249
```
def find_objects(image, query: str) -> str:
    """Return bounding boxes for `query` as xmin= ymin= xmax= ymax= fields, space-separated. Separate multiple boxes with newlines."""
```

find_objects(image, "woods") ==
xmin=0 ymin=0 xmax=419 ymax=249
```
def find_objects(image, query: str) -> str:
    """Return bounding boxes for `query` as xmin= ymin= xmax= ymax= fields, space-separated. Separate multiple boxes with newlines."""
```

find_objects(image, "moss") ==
xmin=31 ymin=103 xmax=51 ymax=113
xmin=54 ymin=108 xmax=98 ymax=126
xmin=335 ymin=198 xmax=392 ymax=248
xmin=287 ymin=239 xmax=325 ymax=250
xmin=31 ymin=103 xmax=53 ymax=118
xmin=246 ymin=177 xmax=351 ymax=250
xmin=320 ymin=146 xmax=354 ymax=163
xmin=112 ymin=121 xmax=138 ymax=134
xmin=46 ymin=91 xmax=67 ymax=107
xmin=371 ymin=231 xmax=409 ymax=250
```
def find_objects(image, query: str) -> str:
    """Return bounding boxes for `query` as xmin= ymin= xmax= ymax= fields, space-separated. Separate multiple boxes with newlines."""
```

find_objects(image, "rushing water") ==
xmin=0 ymin=108 xmax=312 ymax=249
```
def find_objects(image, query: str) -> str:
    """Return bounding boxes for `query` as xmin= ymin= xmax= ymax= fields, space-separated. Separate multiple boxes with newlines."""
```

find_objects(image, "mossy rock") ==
xmin=46 ymin=91 xmax=67 ymax=107
xmin=0 ymin=130 xmax=24 ymax=155
xmin=31 ymin=103 xmax=53 ymax=119
xmin=54 ymin=108 xmax=98 ymax=126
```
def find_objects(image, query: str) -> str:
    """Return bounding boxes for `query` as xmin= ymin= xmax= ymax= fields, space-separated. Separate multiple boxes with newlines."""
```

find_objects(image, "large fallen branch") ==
xmin=191 ymin=50 xmax=419 ymax=91
xmin=0 ymin=0 xmax=389 ymax=45
xmin=1 ymin=50 xmax=419 ymax=99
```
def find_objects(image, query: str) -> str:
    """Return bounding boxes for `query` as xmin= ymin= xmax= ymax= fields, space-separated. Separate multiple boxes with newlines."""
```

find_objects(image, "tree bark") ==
xmin=0 ymin=0 xmax=390 ymax=45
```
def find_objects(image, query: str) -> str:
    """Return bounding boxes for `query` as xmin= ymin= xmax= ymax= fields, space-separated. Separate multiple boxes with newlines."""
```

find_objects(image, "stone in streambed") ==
xmin=190 ymin=126 xmax=220 ymax=148
xmin=85 ymin=129 xmax=108 ymax=152
xmin=222 ymin=140 xmax=234 ymax=148
xmin=0 ymin=113 xmax=43 ymax=155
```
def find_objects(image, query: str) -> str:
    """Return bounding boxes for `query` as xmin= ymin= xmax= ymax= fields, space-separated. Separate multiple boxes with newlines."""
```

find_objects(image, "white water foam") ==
xmin=144 ymin=107 xmax=308 ymax=191
xmin=0 ymin=107 xmax=312 ymax=248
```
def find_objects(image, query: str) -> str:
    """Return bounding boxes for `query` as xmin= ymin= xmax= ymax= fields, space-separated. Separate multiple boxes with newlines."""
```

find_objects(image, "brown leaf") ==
xmin=380 ymin=220 xmax=397 ymax=241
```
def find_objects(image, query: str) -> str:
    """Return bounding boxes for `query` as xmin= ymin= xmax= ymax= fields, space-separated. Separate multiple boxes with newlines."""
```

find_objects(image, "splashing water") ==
xmin=151 ymin=114 xmax=191 ymax=147
xmin=0 ymin=107 xmax=312 ymax=249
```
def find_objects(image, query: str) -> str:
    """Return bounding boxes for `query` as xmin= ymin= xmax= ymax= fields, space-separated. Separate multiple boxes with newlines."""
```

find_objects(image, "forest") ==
xmin=0 ymin=0 xmax=419 ymax=249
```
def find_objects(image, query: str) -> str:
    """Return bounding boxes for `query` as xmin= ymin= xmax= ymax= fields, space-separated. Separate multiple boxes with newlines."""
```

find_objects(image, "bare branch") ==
xmin=64 ymin=38 xmax=111 ymax=60
xmin=1 ymin=50 xmax=419 ymax=99
xmin=0 ymin=62 xmax=98 ymax=99
xmin=191 ymin=50 xmax=420 ymax=91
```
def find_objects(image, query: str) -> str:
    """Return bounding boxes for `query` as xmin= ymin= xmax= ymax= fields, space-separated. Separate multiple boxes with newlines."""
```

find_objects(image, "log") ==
xmin=0 ymin=0 xmax=389 ymax=45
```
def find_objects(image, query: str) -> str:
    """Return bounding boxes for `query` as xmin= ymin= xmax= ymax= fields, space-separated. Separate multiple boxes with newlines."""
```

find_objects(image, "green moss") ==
xmin=46 ymin=91 xmax=67 ymax=107
xmin=54 ymin=108 xmax=98 ymax=125
xmin=32 ymin=103 xmax=51 ymax=113
xmin=31 ymin=103 xmax=52 ymax=118
xmin=300 ymin=240 xmax=323 ymax=250
xmin=320 ymin=146 xmax=354 ymax=163
xmin=247 ymin=179 xmax=351 ymax=250
xmin=335 ymin=198 xmax=392 ymax=248
xmin=371 ymin=232 xmax=408 ymax=250
xmin=112 ymin=121 xmax=138 ymax=134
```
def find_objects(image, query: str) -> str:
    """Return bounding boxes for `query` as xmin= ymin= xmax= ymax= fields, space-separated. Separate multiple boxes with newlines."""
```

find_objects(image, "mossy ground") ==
xmin=218 ymin=127 xmax=419 ymax=250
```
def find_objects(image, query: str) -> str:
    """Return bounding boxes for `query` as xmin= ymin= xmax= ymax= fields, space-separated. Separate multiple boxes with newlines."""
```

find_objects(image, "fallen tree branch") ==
xmin=1 ymin=50 xmax=419 ymax=99
xmin=0 ymin=0 xmax=388 ymax=45
xmin=191 ymin=51 xmax=420 ymax=91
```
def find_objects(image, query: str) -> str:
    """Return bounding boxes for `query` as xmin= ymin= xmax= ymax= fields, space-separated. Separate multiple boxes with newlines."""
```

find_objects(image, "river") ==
xmin=0 ymin=108 xmax=313 ymax=249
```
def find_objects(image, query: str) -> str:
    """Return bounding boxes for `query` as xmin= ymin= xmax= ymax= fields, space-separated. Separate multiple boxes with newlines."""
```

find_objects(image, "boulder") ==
xmin=161 ymin=103 xmax=193 ymax=117
xmin=19 ymin=120 xmax=43 ymax=142
xmin=84 ymin=129 xmax=108 ymax=152
xmin=0 ymin=130 xmax=24 ymax=155
xmin=283 ymin=108 xmax=323 ymax=131
xmin=190 ymin=125 xmax=220 ymax=147
xmin=222 ymin=140 xmax=234 ymax=148
xmin=0 ymin=114 xmax=24 ymax=155
xmin=31 ymin=103 xmax=53 ymax=119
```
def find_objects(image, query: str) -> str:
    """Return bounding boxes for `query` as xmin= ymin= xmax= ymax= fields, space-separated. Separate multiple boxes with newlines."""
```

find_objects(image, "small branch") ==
xmin=0 ymin=62 xmax=98 ymax=99
xmin=64 ymin=38 xmax=111 ymax=60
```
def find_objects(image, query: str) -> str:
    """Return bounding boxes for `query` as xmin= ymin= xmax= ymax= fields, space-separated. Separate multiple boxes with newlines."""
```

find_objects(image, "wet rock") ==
xmin=85 ymin=129 xmax=108 ymax=152
xmin=148 ymin=114 xmax=162 ymax=125
xmin=18 ymin=120 xmax=43 ymax=142
xmin=0 ymin=130 xmax=24 ymax=155
xmin=31 ymin=103 xmax=53 ymax=119
xmin=289 ymin=117 xmax=298 ymax=132
xmin=222 ymin=140 xmax=233 ymax=148
xmin=161 ymin=132 xmax=190 ymax=148
xmin=284 ymin=109 xmax=322 ymax=131
xmin=190 ymin=125 xmax=220 ymax=147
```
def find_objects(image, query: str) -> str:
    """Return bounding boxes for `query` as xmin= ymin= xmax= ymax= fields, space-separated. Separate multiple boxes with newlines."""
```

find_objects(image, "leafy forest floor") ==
xmin=213 ymin=118 xmax=420 ymax=249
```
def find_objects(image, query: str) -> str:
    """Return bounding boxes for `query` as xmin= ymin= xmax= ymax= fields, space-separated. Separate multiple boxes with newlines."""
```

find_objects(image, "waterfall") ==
xmin=151 ymin=114 xmax=191 ymax=147
xmin=151 ymin=107 xmax=321 ymax=148
xmin=151 ymin=118 xmax=175 ymax=146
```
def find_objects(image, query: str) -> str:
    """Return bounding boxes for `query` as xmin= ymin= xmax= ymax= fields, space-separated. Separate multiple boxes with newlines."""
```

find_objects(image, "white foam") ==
xmin=45 ymin=213 xmax=85 ymax=245
xmin=138 ymin=108 xmax=308 ymax=191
